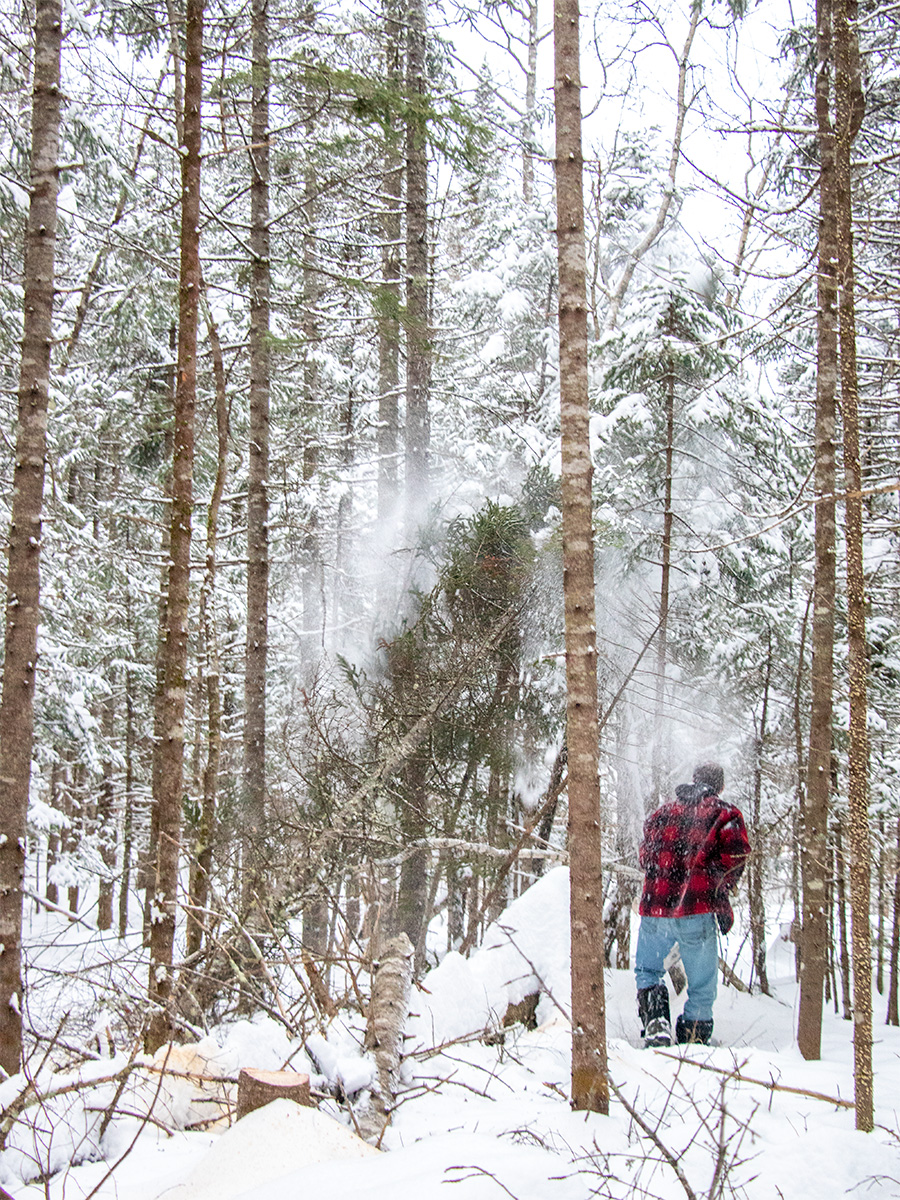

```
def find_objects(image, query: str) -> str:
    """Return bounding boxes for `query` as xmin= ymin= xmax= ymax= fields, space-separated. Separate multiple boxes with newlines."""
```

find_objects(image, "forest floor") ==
xmin=8 ymin=870 xmax=900 ymax=1200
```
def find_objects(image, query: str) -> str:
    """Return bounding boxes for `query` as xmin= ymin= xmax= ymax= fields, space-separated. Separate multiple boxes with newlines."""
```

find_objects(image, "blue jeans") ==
xmin=634 ymin=913 xmax=718 ymax=1022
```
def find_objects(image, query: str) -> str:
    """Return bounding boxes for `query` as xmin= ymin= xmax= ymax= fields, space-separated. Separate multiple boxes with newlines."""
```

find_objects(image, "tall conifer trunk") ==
xmin=405 ymin=0 xmax=430 ymax=512
xmin=798 ymin=0 xmax=838 ymax=1063
xmin=186 ymin=302 xmax=228 ymax=960
xmin=147 ymin=0 xmax=203 ymax=1053
xmin=653 ymin=319 xmax=676 ymax=801
xmin=393 ymin=0 xmax=431 ymax=954
xmin=834 ymin=0 xmax=872 ymax=1130
xmin=377 ymin=0 xmax=402 ymax=532
xmin=0 ymin=0 xmax=62 ymax=1076
xmin=243 ymin=0 xmax=271 ymax=916
xmin=553 ymin=0 xmax=609 ymax=1115
xmin=748 ymin=651 xmax=771 ymax=995
xmin=887 ymin=815 xmax=900 ymax=1025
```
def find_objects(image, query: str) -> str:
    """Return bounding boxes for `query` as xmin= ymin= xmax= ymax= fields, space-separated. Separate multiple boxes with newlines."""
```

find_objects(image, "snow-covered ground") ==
xmin=8 ymin=869 xmax=900 ymax=1200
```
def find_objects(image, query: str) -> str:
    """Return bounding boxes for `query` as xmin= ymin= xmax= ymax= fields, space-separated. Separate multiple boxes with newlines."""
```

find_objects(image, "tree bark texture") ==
xmin=749 ymin=652 xmax=771 ymax=995
xmin=652 ymin=330 xmax=676 ymax=801
xmin=886 ymin=816 xmax=900 ymax=1026
xmin=553 ymin=0 xmax=609 ymax=1115
xmin=147 ymin=0 xmax=203 ymax=1054
xmin=834 ymin=823 xmax=852 ymax=1019
xmin=404 ymin=0 xmax=430 ymax=515
xmin=96 ymin=694 xmax=117 ymax=932
xmin=186 ymin=300 xmax=229 ymax=960
xmin=118 ymin=666 xmax=136 ymax=939
xmin=364 ymin=932 xmax=414 ymax=1131
xmin=523 ymin=0 xmax=538 ymax=204
xmin=0 ymin=0 xmax=62 ymax=1076
xmin=144 ymin=329 xmax=176 ymax=944
xmin=834 ymin=0 xmax=872 ymax=1130
xmin=377 ymin=0 xmax=402 ymax=531
xmin=798 ymin=0 xmax=838 ymax=1064
xmin=242 ymin=0 xmax=271 ymax=919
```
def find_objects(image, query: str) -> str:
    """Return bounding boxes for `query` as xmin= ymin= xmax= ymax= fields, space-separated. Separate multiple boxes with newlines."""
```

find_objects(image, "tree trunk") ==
xmin=886 ymin=816 xmax=900 ymax=1026
xmin=146 ymin=0 xmax=203 ymax=1053
xmin=834 ymin=823 xmax=852 ymax=1019
xmin=65 ymin=762 xmax=81 ymax=915
xmin=652 ymin=329 xmax=676 ymax=802
xmin=522 ymin=0 xmax=538 ymax=204
xmin=96 ymin=693 xmax=117 ymax=932
xmin=363 ymin=932 xmax=414 ymax=1134
xmin=46 ymin=761 xmax=61 ymax=907
xmin=876 ymin=815 xmax=884 ymax=996
xmin=118 ymin=665 xmax=136 ymax=939
xmin=396 ymin=754 xmax=429 ymax=952
xmin=144 ymin=326 xmax=176 ymax=945
xmin=834 ymin=0 xmax=872 ymax=1129
xmin=0 ymin=0 xmax=62 ymax=1076
xmin=748 ymin=645 xmax=771 ymax=994
xmin=798 ymin=0 xmax=838 ymax=1064
xmin=300 ymin=102 xmax=322 ymax=670
xmin=377 ymin=0 xmax=402 ymax=537
xmin=553 ymin=0 xmax=609 ymax=1114
xmin=404 ymin=0 xmax=430 ymax=517
xmin=186 ymin=299 xmax=229 ymax=961
xmin=242 ymin=0 xmax=271 ymax=920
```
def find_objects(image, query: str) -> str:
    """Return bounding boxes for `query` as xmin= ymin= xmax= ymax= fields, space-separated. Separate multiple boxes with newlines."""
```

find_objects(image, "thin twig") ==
xmin=608 ymin=1076 xmax=698 ymax=1200
xmin=653 ymin=1051 xmax=854 ymax=1108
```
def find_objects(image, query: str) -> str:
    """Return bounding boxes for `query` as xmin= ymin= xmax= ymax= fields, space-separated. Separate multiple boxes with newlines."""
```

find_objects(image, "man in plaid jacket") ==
xmin=634 ymin=761 xmax=751 ymax=1047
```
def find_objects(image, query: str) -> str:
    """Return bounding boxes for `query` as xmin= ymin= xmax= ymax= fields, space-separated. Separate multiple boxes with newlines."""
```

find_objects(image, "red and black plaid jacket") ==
xmin=639 ymin=784 xmax=751 ymax=922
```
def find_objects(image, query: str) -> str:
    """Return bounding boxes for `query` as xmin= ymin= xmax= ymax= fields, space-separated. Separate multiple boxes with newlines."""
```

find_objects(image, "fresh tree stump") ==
xmin=236 ymin=1069 xmax=312 ymax=1120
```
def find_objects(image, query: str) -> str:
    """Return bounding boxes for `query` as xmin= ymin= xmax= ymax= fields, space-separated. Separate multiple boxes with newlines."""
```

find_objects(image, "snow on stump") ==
xmin=236 ymin=1068 xmax=312 ymax=1120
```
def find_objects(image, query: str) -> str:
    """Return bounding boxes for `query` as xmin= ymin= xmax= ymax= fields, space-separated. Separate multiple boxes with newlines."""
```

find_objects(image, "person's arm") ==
xmin=639 ymin=811 xmax=660 ymax=872
xmin=718 ymin=808 xmax=751 ymax=890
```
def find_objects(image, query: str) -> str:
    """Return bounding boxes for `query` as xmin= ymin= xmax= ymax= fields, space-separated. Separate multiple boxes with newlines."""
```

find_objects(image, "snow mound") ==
xmin=408 ymin=867 xmax=571 ymax=1048
xmin=230 ymin=1131 xmax=587 ymax=1200
xmin=155 ymin=1100 xmax=377 ymax=1200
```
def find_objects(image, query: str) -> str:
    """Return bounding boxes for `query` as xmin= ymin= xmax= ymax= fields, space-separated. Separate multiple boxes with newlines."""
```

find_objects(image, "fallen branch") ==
xmin=24 ymin=888 xmax=97 ymax=931
xmin=653 ymin=1051 xmax=854 ymax=1109
xmin=718 ymin=957 xmax=750 ymax=993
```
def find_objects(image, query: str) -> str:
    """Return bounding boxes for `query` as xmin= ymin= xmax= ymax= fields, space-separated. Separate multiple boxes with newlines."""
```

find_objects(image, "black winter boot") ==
xmin=637 ymin=985 xmax=672 ymax=1048
xmin=675 ymin=1015 xmax=714 ymax=1045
